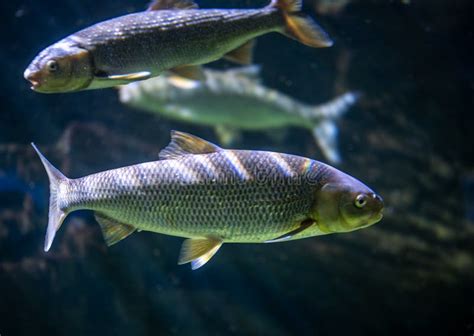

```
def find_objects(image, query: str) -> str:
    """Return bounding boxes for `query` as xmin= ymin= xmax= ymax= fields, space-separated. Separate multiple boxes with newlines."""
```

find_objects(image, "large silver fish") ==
xmin=33 ymin=131 xmax=383 ymax=270
xmin=119 ymin=66 xmax=359 ymax=163
xmin=24 ymin=0 xmax=332 ymax=93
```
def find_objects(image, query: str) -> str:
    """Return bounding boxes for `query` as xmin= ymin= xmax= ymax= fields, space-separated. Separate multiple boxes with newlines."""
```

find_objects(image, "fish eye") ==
xmin=46 ymin=60 xmax=59 ymax=72
xmin=354 ymin=194 xmax=367 ymax=208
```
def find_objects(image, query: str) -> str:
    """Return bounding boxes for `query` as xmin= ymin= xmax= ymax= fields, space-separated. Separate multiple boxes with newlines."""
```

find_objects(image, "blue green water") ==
xmin=0 ymin=0 xmax=473 ymax=335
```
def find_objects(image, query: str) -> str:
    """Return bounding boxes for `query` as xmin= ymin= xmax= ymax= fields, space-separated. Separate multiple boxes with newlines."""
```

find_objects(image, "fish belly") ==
xmin=66 ymin=151 xmax=317 ymax=242
xmin=75 ymin=9 xmax=282 ymax=76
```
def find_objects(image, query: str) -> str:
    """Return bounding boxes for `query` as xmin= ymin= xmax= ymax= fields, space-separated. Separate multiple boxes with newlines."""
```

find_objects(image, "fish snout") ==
xmin=370 ymin=193 xmax=384 ymax=221
xmin=24 ymin=67 xmax=42 ymax=90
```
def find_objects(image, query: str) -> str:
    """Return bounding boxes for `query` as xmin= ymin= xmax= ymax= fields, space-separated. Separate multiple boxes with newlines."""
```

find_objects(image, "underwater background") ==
xmin=1 ymin=0 xmax=473 ymax=335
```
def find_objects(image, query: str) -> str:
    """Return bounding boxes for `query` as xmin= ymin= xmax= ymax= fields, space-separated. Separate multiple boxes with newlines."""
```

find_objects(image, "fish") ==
xmin=119 ymin=65 xmax=359 ymax=164
xmin=23 ymin=0 xmax=333 ymax=93
xmin=312 ymin=0 xmax=352 ymax=15
xmin=32 ymin=131 xmax=383 ymax=270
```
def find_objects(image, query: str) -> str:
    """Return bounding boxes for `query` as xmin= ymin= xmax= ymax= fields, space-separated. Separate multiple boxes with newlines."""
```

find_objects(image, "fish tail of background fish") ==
xmin=270 ymin=0 xmax=333 ymax=47
xmin=302 ymin=92 xmax=360 ymax=164
xmin=31 ymin=143 xmax=69 ymax=252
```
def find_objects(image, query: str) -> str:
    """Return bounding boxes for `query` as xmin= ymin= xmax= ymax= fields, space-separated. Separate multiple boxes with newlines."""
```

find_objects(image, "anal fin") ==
xmin=169 ymin=65 xmax=205 ymax=81
xmin=178 ymin=236 xmax=223 ymax=270
xmin=265 ymin=219 xmax=315 ymax=243
xmin=224 ymin=40 xmax=255 ymax=65
xmin=94 ymin=213 xmax=136 ymax=246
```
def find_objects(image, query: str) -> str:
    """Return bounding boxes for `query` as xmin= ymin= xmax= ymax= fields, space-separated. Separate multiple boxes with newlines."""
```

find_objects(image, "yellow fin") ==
xmin=270 ymin=0 xmax=333 ymax=48
xmin=159 ymin=130 xmax=222 ymax=160
xmin=265 ymin=219 xmax=315 ymax=243
xmin=270 ymin=0 xmax=302 ymax=12
xmin=214 ymin=125 xmax=241 ymax=146
xmin=223 ymin=40 xmax=255 ymax=65
xmin=95 ymin=213 xmax=136 ymax=246
xmin=178 ymin=236 xmax=223 ymax=270
xmin=169 ymin=65 xmax=205 ymax=81
xmin=147 ymin=0 xmax=198 ymax=11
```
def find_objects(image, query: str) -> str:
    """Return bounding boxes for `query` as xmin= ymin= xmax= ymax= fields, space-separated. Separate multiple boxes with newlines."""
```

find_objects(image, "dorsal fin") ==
xmin=147 ymin=0 xmax=198 ymax=11
xmin=159 ymin=131 xmax=222 ymax=160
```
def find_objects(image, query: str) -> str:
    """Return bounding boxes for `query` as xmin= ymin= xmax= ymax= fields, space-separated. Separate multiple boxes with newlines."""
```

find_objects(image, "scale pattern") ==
xmin=72 ymin=8 xmax=282 ymax=74
xmin=61 ymin=150 xmax=325 ymax=242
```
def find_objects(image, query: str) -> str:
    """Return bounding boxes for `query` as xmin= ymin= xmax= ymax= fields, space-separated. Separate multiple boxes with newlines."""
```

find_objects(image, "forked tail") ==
xmin=307 ymin=92 xmax=360 ymax=164
xmin=31 ymin=143 xmax=68 ymax=252
xmin=270 ymin=0 xmax=333 ymax=47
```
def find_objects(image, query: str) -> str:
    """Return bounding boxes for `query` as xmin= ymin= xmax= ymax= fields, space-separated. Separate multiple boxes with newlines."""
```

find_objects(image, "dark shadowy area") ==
xmin=1 ymin=0 xmax=473 ymax=335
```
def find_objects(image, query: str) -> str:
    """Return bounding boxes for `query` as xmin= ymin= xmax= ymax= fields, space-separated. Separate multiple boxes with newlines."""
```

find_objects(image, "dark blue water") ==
xmin=1 ymin=0 xmax=473 ymax=335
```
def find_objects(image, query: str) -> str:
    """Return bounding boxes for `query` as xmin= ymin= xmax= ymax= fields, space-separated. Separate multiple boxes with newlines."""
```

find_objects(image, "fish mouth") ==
xmin=372 ymin=210 xmax=384 ymax=223
xmin=29 ymin=80 xmax=40 ymax=90
xmin=24 ymin=68 xmax=42 ymax=91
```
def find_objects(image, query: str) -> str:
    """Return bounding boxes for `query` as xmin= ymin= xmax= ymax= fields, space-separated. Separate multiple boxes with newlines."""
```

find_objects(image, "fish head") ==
xmin=314 ymin=169 xmax=384 ymax=233
xmin=24 ymin=39 xmax=93 ymax=93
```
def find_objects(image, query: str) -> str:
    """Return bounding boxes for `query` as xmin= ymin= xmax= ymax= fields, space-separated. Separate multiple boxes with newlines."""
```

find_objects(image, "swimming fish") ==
xmin=32 ymin=131 xmax=383 ymax=270
xmin=119 ymin=66 xmax=359 ymax=163
xmin=312 ymin=0 xmax=351 ymax=15
xmin=24 ymin=0 xmax=333 ymax=93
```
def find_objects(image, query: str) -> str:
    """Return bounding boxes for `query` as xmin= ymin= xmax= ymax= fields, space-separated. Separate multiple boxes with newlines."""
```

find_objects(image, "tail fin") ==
xmin=307 ymin=92 xmax=360 ymax=164
xmin=270 ymin=0 xmax=333 ymax=48
xmin=31 ymin=143 xmax=68 ymax=252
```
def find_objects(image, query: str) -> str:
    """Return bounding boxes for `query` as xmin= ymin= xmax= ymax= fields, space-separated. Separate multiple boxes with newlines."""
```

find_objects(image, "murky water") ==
xmin=0 ymin=0 xmax=473 ymax=335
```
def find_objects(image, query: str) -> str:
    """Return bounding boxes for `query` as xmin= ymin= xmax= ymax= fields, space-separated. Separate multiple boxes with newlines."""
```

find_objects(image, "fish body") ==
xmin=33 ymin=131 xmax=383 ymax=269
xmin=119 ymin=66 xmax=359 ymax=163
xmin=24 ymin=0 xmax=333 ymax=93
xmin=313 ymin=0 xmax=351 ymax=15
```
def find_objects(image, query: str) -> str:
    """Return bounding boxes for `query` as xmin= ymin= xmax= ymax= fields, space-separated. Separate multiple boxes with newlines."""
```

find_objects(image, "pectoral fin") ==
xmin=265 ymin=219 xmax=315 ymax=243
xmin=95 ymin=213 xmax=136 ymax=246
xmin=224 ymin=40 xmax=255 ymax=65
xmin=169 ymin=65 xmax=205 ymax=81
xmin=97 ymin=71 xmax=151 ymax=82
xmin=178 ymin=236 xmax=223 ymax=270
xmin=214 ymin=125 xmax=241 ymax=146
xmin=95 ymin=71 xmax=151 ymax=84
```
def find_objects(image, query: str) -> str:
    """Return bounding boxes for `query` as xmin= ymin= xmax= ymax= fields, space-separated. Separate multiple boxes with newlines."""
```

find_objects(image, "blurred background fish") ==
xmin=119 ymin=66 xmax=359 ymax=163
xmin=310 ymin=0 xmax=351 ymax=15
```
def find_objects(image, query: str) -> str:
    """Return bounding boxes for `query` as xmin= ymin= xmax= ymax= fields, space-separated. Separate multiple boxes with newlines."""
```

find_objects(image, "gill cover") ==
xmin=25 ymin=40 xmax=93 ymax=93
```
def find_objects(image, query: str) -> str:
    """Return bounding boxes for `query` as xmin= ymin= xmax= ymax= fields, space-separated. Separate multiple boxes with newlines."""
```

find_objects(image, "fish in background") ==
xmin=32 ymin=131 xmax=383 ymax=270
xmin=119 ymin=66 xmax=359 ymax=163
xmin=24 ymin=0 xmax=333 ymax=93
xmin=310 ymin=0 xmax=352 ymax=15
